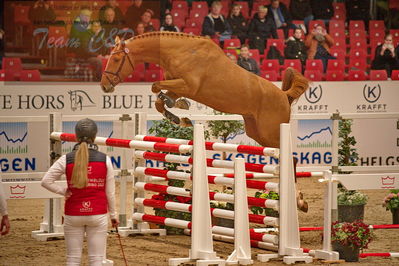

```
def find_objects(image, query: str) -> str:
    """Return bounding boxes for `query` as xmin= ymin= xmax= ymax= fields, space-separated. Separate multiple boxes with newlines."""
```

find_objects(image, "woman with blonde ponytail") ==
xmin=42 ymin=118 xmax=118 ymax=266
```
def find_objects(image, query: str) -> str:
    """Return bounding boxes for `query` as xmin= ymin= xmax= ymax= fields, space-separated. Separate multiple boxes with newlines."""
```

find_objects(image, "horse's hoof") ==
xmin=175 ymin=99 xmax=191 ymax=110
xmin=158 ymin=92 xmax=175 ymax=108
xmin=164 ymin=110 xmax=180 ymax=124
xmin=180 ymin=117 xmax=193 ymax=127
xmin=297 ymin=199 xmax=309 ymax=213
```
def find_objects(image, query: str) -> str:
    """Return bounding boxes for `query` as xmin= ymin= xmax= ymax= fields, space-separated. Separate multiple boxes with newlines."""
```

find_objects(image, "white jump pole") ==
xmin=169 ymin=124 xmax=225 ymax=266
xmin=330 ymin=113 xmax=340 ymax=222
xmin=226 ymin=158 xmax=253 ymax=265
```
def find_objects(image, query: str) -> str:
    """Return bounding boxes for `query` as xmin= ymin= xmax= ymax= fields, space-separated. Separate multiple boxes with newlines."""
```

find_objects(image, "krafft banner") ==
xmin=1 ymin=81 xmax=398 ymax=173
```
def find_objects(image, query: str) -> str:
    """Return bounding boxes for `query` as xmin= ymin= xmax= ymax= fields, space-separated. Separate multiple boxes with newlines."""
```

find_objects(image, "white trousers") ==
xmin=64 ymin=214 xmax=108 ymax=266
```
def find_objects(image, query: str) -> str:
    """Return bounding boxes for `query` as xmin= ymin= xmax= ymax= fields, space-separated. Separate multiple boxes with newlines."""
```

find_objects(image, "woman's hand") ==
xmin=65 ymin=188 xmax=72 ymax=200
xmin=111 ymin=218 xmax=119 ymax=228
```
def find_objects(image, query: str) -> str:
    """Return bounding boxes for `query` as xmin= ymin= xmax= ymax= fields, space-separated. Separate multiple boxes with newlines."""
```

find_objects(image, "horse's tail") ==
xmin=281 ymin=67 xmax=309 ymax=105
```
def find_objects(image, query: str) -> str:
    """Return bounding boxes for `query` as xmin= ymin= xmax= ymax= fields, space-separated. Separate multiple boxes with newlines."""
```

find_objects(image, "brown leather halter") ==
xmin=103 ymin=41 xmax=135 ymax=88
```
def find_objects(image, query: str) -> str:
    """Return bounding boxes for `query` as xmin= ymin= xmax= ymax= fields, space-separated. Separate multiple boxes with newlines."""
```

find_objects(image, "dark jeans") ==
xmin=315 ymin=53 xmax=336 ymax=72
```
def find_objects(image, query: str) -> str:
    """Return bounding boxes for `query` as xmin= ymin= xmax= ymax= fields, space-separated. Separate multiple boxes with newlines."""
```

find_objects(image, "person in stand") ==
xmin=310 ymin=0 xmax=333 ymax=26
xmin=289 ymin=0 xmax=313 ymax=29
xmin=237 ymin=44 xmax=260 ymax=75
xmin=227 ymin=3 xmax=248 ymax=45
xmin=160 ymin=14 xmax=180 ymax=32
xmin=371 ymin=34 xmax=398 ymax=78
xmin=285 ymin=28 xmax=307 ymax=67
xmin=248 ymin=6 xmax=277 ymax=54
xmin=305 ymin=25 xmax=335 ymax=72
xmin=267 ymin=0 xmax=294 ymax=38
xmin=99 ymin=0 xmax=125 ymax=26
xmin=41 ymin=119 xmax=118 ymax=265
xmin=139 ymin=9 xmax=156 ymax=33
xmin=0 ymin=169 xmax=10 ymax=236
xmin=202 ymin=1 xmax=232 ymax=42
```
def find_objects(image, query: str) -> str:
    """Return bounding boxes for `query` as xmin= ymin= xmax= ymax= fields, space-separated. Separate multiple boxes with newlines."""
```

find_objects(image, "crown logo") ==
xmin=10 ymin=185 xmax=26 ymax=198
xmin=381 ymin=176 xmax=395 ymax=188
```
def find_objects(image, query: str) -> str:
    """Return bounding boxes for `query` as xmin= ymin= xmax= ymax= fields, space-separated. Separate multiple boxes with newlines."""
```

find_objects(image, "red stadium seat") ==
xmin=292 ymin=20 xmax=305 ymax=27
xmin=348 ymin=69 xmax=367 ymax=80
xmin=329 ymin=48 xmax=346 ymax=60
xmin=2 ymin=57 xmax=23 ymax=81
xmin=333 ymin=2 xmax=346 ymax=12
xmin=390 ymin=29 xmax=399 ymax=41
xmin=277 ymin=29 xmax=285 ymax=39
xmin=249 ymin=49 xmax=261 ymax=64
xmin=369 ymin=20 xmax=385 ymax=32
xmin=306 ymin=59 xmax=324 ymax=72
xmin=224 ymin=39 xmax=241 ymax=49
xmin=144 ymin=70 xmax=164 ymax=82
xmin=183 ymin=27 xmax=201 ymax=35
xmin=134 ymin=63 xmax=145 ymax=73
xmin=327 ymin=59 xmax=345 ymax=72
xmin=261 ymin=59 xmax=280 ymax=72
xmin=391 ymin=70 xmax=399 ymax=80
xmin=20 ymin=70 xmax=41 ymax=81
xmin=329 ymin=20 xmax=345 ymax=32
xmin=172 ymin=1 xmax=189 ymax=10
xmin=150 ymin=19 xmax=160 ymax=30
xmin=304 ymin=70 xmax=323 ymax=81
xmin=332 ymin=37 xmax=347 ymax=50
xmin=125 ymin=71 xmax=143 ymax=82
xmin=349 ymin=20 xmax=365 ymax=31
xmin=349 ymin=29 xmax=367 ymax=40
xmin=265 ymin=39 xmax=285 ymax=55
xmin=349 ymin=49 xmax=368 ymax=61
xmin=325 ymin=70 xmax=344 ymax=81
xmin=185 ymin=18 xmax=203 ymax=28
xmin=260 ymin=70 xmax=278 ymax=81
xmin=147 ymin=63 xmax=162 ymax=70
xmin=348 ymin=58 xmax=367 ymax=71
xmin=330 ymin=29 xmax=346 ymax=40
xmin=369 ymin=70 xmax=388 ymax=80
xmin=171 ymin=9 xmax=188 ymax=20
xmin=192 ymin=1 xmax=208 ymax=10
xmin=350 ymin=38 xmax=368 ymax=49
xmin=14 ymin=5 xmax=30 ymax=24
xmin=369 ymin=30 xmax=386 ymax=41
xmin=224 ymin=49 xmax=238 ymax=58
xmin=189 ymin=9 xmax=209 ymax=19
xmin=333 ymin=10 xmax=346 ymax=21
xmin=173 ymin=17 xmax=186 ymax=29
xmin=282 ymin=59 xmax=302 ymax=72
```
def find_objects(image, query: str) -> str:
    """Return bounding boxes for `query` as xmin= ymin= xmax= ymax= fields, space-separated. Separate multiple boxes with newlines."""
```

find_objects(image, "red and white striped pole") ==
xmin=134 ymin=135 xmax=279 ymax=157
xmin=134 ymin=182 xmax=279 ymax=211
xmin=50 ymin=132 xmax=192 ymax=153
xmin=134 ymin=151 xmax=279 ymax=174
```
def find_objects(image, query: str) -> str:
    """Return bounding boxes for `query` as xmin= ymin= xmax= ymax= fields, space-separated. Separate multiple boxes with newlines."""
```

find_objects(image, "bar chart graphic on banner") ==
xmin=0 ymin=122 xmax=28 ymax=154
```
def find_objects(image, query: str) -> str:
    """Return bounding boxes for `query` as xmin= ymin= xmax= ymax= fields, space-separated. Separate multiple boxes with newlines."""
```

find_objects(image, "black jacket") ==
xmin=227 ymin=14 xmax=248 ymax=36
xmin=289 ymin=0 xmax=312 ymax=20
xmin=237 ymin=56 xmax=260 ymax=75
xmin=267 ymin=3 xmax=292 ymax=26
xmin=310 ymin=0 xmax=333 ymax=20
xmin=345 ymin=0 xmax=370 ymax=21
xmin=248 ymin=13 xmax=278 ymax=39
xmin=284 ymin=36 xmax=307 ymax=62
xmin=202 ymin=14 xmax=232 ymax=36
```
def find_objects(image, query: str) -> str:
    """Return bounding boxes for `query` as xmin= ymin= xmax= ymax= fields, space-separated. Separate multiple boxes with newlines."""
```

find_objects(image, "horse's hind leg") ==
xmin=243 ymin=115 xmax=261 ymax=143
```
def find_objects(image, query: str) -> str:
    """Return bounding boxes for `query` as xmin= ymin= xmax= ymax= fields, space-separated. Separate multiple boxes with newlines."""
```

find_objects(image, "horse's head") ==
xmin=101 ymin=36 xmax=134 ymax=93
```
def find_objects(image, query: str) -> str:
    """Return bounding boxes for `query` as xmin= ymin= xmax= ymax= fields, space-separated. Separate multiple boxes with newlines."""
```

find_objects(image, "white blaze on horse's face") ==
xmin=101 ymin=36 xmax=134 ymax=93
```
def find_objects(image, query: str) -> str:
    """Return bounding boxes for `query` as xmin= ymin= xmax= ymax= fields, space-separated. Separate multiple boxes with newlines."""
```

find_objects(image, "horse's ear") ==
xmin=115 ymin=36 xmax=120 ymax=45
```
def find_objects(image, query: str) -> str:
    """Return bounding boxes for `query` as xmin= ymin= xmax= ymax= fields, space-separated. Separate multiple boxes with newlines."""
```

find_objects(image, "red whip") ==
xmin=115 ymin=227 xmax=128 ymax=266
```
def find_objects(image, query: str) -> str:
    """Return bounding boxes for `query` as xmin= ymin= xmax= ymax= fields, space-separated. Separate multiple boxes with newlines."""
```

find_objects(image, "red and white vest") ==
xmin=65 ymin=147 xmax=108 ymax=216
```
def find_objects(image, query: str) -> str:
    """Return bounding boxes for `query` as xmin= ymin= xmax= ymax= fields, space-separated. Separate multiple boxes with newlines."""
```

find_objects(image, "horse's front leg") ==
xmin=152 ymin=79 xmax=192 ymax=109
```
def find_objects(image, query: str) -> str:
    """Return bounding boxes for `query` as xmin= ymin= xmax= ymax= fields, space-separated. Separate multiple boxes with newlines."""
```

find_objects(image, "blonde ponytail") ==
xmin=71 ymin=142 xmax=89 ymax=188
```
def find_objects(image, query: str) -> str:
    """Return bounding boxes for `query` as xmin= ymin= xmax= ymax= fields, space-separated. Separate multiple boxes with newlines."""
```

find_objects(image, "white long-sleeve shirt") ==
xmin=41 ymin=155 xmax=117 ymax=219
xmin=0 ymin=170 xmax=8 ymax=216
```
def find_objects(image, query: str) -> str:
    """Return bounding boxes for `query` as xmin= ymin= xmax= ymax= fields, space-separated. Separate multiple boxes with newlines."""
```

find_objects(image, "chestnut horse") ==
xmin=101 ymin=32 xmax=309 ymax=148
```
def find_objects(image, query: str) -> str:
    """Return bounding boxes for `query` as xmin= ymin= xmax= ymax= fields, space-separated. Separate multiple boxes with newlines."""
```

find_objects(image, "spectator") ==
xmin=0 ymin=169 xmax=10 ymax=236
xmin=228 ymin=54 xmax=237 ymax=64
xmin=135 ymin=22 xmax=146 ymax=36
xmin=125 ymin=0 xmax=151 ymax=30
xmin=305 ymin=25 xmax=335 ymax=72
xmin=310 ymin=0 xmax=333 ymax=26
xmin=139 ymin=9 xmax=156 ymax=33
xmin=289 ymin=0 xmax=313 ymax=29
xmin=285 ymin=28 xmax=307 ymax=67
xmin=345 ymin=0 xmax=370 ymax=29
xmin=160 ymin=14 xmax=180 ymax=32
xmin=227 ymin=4 xmax=248 ymax=45
xmin=28 ymin=0 xmax=56 ymax=27
xmin=371 ymin=34 xmax=398 ymax=78
xmin=89 ymin=21 xmax=109 ymax=57
xmin=237 ymin=44 xmax=260 ymax=75
xmin=202 ymin=1 xmax=232 ymax=42
xmin=248 ymin=6 xmax=277 ymax=54
xmin=69 ymin=7 xmax=103 ymax=81
xmin=267 ymin=0 xmax=293 ymax=38
xmin=99 ymin=0 xmax=125 ymax=26
xmin=101 ymin=7 xmax=123 ymax=41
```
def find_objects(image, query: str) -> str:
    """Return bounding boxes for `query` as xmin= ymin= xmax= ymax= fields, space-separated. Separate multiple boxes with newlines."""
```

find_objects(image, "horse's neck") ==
xmin=129 ymin=36 xmax=164 ymax=66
